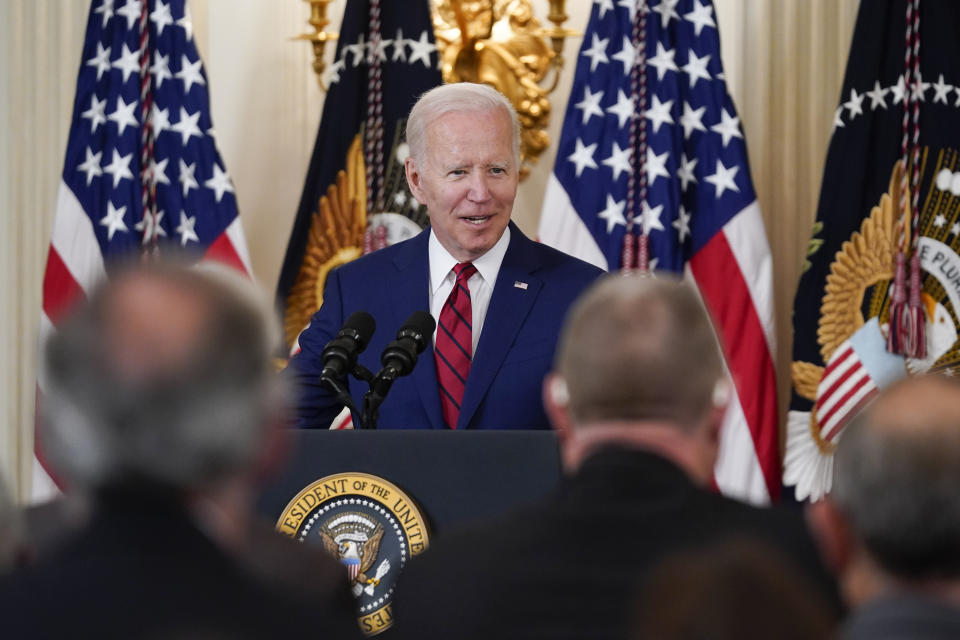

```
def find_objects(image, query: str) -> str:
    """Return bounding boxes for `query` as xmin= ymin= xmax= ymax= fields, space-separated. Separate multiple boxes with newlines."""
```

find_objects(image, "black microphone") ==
xmin=320 ymin=311 xmax=376 ymax=380
xmin=380 ymin=311 xmax=436 ymax=377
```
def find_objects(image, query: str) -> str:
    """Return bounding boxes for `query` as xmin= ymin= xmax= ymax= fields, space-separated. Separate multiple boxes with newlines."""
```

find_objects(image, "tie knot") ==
xmin=453 ymin=262 xmax=477 ymax=282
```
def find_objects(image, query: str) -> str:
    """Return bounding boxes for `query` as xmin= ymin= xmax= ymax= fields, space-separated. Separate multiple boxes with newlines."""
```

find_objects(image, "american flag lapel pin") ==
xmin=514 ymin=281 xmax=528 ymax=290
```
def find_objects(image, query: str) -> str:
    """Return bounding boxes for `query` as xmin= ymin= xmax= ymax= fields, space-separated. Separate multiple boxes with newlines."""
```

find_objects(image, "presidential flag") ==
xmin=539 ymin=0 xmax=779 ymax=504
xmin=276 ymin=0 xmax=442 ymax=350
xmin=35 ymin=0 xmax=251 ymax=500
xmin=786 ymin=0 xmax=960 ymax=501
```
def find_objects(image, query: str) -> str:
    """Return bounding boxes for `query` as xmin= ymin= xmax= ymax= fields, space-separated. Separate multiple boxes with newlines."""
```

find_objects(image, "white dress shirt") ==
xmin=428 ymin=226 xmax=511 ymax=353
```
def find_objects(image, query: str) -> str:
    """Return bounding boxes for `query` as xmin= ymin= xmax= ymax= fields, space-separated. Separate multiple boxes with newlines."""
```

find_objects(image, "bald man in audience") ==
xmin=392 ymin=274 xmax=837 ymax=640
xmin=809 ymin=375 xmax=960 ymax=639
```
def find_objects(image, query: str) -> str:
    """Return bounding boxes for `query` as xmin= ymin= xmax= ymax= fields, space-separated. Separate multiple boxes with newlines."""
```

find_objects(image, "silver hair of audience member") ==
xmin=405 ymin=82 xmax=521 ymax=166
xmin=832 ymin=394 xmax=960 ymax=579
xmin=555 ymin=273 xmax=725 ymax=430
xmin=41 ymin=262 xmax=287 ymax=491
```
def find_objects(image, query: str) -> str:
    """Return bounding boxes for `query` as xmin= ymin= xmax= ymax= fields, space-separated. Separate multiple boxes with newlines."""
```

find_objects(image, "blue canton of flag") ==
xmin=35 ymin=0 xmax=251 ymax=501
xmin=539 ymin=0 xmax=780 ymax=504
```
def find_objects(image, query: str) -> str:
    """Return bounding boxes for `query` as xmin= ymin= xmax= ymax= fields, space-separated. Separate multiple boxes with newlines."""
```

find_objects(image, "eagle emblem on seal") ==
xmin=320 ymin=512 xmax=391 ymax=598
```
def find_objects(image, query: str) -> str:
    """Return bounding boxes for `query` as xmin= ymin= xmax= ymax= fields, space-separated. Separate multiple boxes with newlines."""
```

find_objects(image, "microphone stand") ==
xmin=319 ymin=363 xmax=375 ymax=426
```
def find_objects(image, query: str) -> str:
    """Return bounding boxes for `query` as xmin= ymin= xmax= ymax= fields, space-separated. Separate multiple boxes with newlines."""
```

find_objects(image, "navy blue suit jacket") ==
xmin=288 ymin=223 xmax=603 ymax=430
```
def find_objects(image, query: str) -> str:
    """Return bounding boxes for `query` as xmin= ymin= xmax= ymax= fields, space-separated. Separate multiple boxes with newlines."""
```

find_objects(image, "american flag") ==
xmin=538 ymin=0 xmax=779 ymax=504
xmin=34 ymin=0 xmax=252 ymax=500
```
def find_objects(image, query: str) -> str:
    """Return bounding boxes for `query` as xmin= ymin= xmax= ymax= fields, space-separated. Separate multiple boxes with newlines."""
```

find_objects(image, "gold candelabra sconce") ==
xmin=293 ymin=0 xmax=339 ymax=91
xmin=295 ymin=0 xmax=579 ymax=179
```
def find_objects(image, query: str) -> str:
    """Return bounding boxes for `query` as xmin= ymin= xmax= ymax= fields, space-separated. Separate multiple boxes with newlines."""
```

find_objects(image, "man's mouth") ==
xmin=463 ymin=215 xmax=491 ymax=225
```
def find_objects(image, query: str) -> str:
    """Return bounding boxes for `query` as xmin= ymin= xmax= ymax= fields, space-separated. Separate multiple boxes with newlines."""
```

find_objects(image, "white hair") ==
xmin=405 ymin=82 xmax=520 ymax=166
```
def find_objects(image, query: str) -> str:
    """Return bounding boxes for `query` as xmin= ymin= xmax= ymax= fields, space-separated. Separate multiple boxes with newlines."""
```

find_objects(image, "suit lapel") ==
xmin=389 ymin=229 xmax=445 ymax=430
xmin=458 ymin=225 xmax=542 ymax=429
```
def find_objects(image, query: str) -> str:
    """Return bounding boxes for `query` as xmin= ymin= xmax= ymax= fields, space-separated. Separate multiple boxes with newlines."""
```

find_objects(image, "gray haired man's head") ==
xmin=831 ymin=375 xmax=960 ymax=580
xmin=41 ymin=261 xmax=286 ymax=493
xmin=555 ymin=274 xmax=725 ymax=431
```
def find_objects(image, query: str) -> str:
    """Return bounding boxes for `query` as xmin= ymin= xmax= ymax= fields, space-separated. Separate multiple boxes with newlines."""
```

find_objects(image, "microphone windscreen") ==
xmin=342 ymin=311 xmax=376 ymax=347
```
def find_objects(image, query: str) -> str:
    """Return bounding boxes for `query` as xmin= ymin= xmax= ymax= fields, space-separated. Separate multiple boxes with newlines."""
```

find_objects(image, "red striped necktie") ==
xmin=435 ymin=262 xmax=478 ymax=429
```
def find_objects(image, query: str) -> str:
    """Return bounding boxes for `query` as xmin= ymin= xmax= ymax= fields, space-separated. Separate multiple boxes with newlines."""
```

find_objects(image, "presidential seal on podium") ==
xmin=276 ymin=472 xmax=430 ymax=635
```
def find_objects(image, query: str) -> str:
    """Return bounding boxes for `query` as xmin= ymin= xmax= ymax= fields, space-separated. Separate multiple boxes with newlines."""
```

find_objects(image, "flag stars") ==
xmin=102 ymin=149 xmax=134 ymax=188
xmin=679 ymin=102 xmax=706 ymax=138
xmin=176 ymin=211 xmax=199 ymax=245
xmin=844 ymin=88 xmax=864 ymax=119
xmin=392 ymin=29 xmax=408 ymax=62
xmin=346 ymin=34 xmax=367 ymax=67
xmin=407 ymin=30 xmax=437 ymax=68
xmin=108 ymin=97 xmax=138 ymax=135
xmin=100 ymin=201 xmax=129 ymax=240
xmin=684 ymin=0 xmax=716 ymax=36
xmin=951 ymin=222 xmax=960 ymax=236
xmin=575 ymin=86 xmax=605 ymax=125
xmin=86 ymin=42 xmax=112 ymax=80
xmin=866 ymin=81 xmax=888 ymax=110
xmin=597 ymin=195 xmax=626 ymax=233
xmin=94 ymin=0 xmax=114 ymax=28
xmin=617 ymin=0 xmax=643 ymax=24
xmin=205 ymin=164 xmax=235 ymax=202
xmin=77 ymin=147 xmax=103 ymax=185
xmin=176 ymin=7 xmax=194 ymax=40
xmin=602 ymin=142 xmax=632 ymax=181
xmin=910 ymin=72 xmax=930 ymax=102
xmin=323 ymin=59 xmax=346 ymax=87
xmin=645 ymin=95 xmax=674 ymax=133
xmin=150 ymin=0 xmax=174 ymax=36
xmin=580 ymin=33 xmax=610 ymax=72
xmin=596 ymin=0 xmax=615 ymax=19
xmin=705 ymin=159 xmax=740 ymax=198
xmin=112 ymin=43 xmax=140 ymax=83
xmin=891 ymin=75 xmax=906 ymax=105
xmin=710 ymin=108 xmax=743 ymax=147
xmin=179 ymin=159 xmax=198 ymax=197
xmin=612 ymin=35 xmax=638 ymax=72
xmin=677 ymin=153 xmax=698 ymax=191
xmin=933 ymin=214 xmax=947 ymax=228
xmin=171 ymin=107 xmax=202 ymax=145
xmin=832 ymin=105 xmax=845 ymax=131
xmin=641 ymin=201 xmax=665 ymax=233
xmin=646 ymin=147 xmax=670 ymax=185
xmin=150 ymin=53 xmax=173 ymax=88
xmin=682 ymin=50 xmax=711 ymax=88
xmin=135 ymin=210 xmax=167 ymax=244
xmin=652 ymin=0 xmax=681 ymax=28
xmin=149 ymin=157 xmax=170 ymax=188
xmin=568 ymin=138 xmax=599 ymax=177
xmin=82 ymin=95 xmax=107 ymax=133
xmin=151 ymin=104 xmax=171 ymax=135
xmin=116 ymin=0 xmax=142 ymax=30
xmin=606 ymin=90 xmax=635 ymax=129
xmin=673 ymin=205 xmax=692 ymax=242
xmin=932 ymin=74 xmax=952 ymax=104
xmin=175 ymin=55 xmax=206 ymax=93
xmin=648 ymin=42 xmax=678 ymax=81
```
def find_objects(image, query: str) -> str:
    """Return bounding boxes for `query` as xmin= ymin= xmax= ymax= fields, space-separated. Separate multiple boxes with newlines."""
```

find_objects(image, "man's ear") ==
xmin=806 ymin=498 xmax=854 ymax=574
xmin=405 ymin=157 xmax=425 ymax=204
xmin=543 ymin=373 xmax=572 ymax=442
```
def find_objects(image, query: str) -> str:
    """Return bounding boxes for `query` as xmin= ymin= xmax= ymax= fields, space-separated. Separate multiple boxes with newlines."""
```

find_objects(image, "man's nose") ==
xmin=466 ymin=173 xmax=492 ymax=202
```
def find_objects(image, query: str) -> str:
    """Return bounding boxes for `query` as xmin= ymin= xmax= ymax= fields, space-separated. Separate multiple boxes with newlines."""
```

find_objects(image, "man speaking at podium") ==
xmin=288 ymin=83 xmax=601 ymax=430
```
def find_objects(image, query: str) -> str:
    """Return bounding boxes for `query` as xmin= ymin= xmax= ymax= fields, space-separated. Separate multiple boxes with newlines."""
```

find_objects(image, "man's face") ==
xmin=405 ymin=107 xmax=518 ymax=262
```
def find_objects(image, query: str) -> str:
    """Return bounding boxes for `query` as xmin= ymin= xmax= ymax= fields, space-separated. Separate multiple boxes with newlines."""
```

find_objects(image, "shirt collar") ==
xmin=429 ymin=225 xmax=511 ymax=294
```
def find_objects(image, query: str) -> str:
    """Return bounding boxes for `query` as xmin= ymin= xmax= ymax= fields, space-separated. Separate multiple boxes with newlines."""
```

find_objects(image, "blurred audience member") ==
xmin=809 ymin=375 xmax=960 ymax=639
xmin=0 ymin=472 xmax=22 ymax=573
xmin=392 ymin=274 xmax=837 ymax=640
xmin=0 ymin=262 xmax=361 ymax=639
xmin=633 ymin=538 xmax=835 ymax=639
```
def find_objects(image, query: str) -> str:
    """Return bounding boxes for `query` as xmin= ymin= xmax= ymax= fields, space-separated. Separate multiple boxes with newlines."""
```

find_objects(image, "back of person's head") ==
xmin=555 ymin=273 xmax=724 ymax=430
xmin=831 ymin=374 xmax=960 ymax=580
xmin=41 ymin=260 xmax=286 ymax=494
xmin=633 ymin=538 xmax=836 ymax=640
